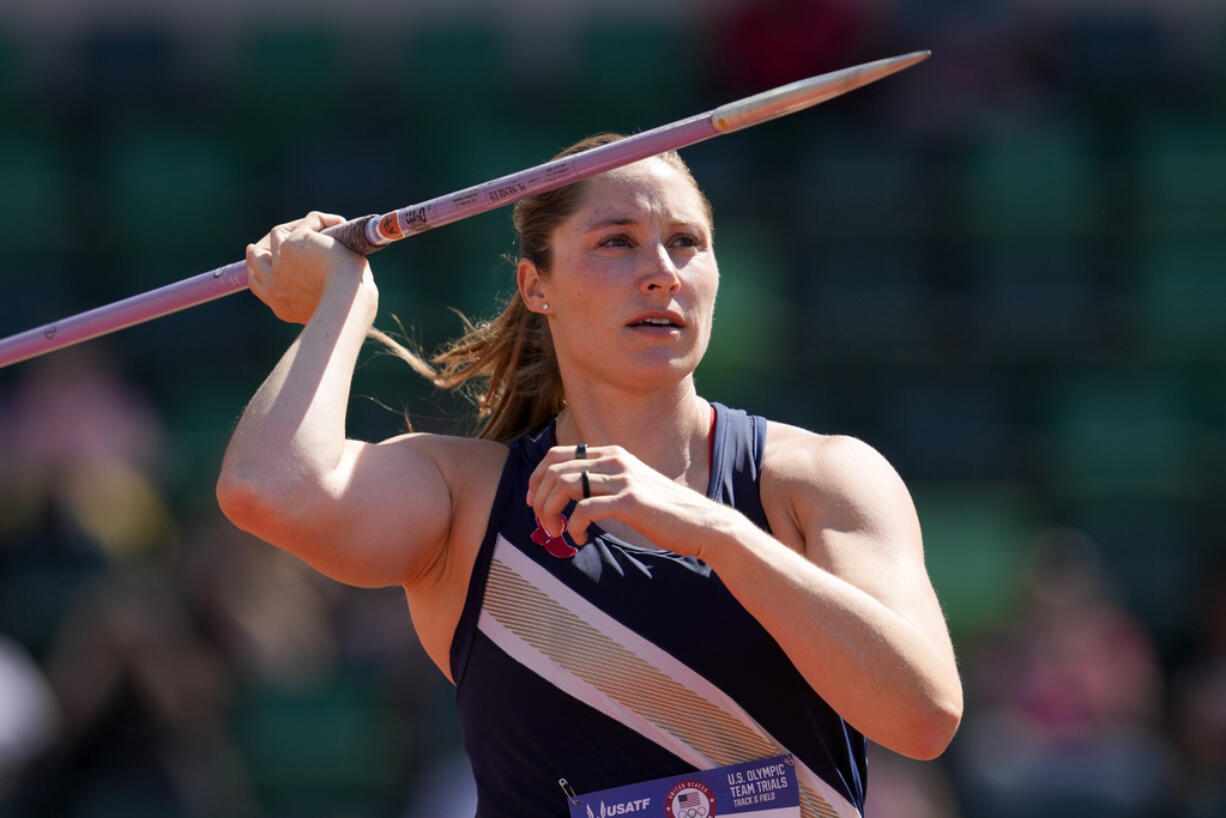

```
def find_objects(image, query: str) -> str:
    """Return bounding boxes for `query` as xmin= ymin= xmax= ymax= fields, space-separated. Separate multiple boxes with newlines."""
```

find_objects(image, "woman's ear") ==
xmin=517 ymin=258 xmax=550 ymax=314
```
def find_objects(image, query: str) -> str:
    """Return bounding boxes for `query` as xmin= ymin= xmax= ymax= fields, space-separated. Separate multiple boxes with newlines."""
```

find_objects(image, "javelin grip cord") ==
xmin=324 ymin=214 xmax=385 ymax=256
xmin=0 ymin=51 xmax=929 ymax=369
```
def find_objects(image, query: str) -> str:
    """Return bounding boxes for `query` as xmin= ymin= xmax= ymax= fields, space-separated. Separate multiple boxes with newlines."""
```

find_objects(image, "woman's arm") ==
xmin=529 ymin=426 xmax=962 ymax=760
xmin=216 ymin=213 xmax=453 ymax=590
xmin=711 ymin=425 xmax=962 ymax=760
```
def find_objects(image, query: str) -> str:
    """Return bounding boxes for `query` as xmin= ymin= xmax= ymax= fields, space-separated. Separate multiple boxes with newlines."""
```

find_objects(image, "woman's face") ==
xmin=520 ymin=158 xmax=718 ymax=396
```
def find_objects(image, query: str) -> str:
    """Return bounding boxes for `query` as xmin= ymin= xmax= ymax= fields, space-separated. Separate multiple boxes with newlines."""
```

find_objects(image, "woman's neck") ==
xmin=554 ymin=380 xmax=711 ymax=488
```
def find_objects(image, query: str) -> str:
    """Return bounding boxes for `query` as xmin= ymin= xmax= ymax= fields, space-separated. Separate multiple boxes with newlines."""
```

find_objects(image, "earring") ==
xmin=541 ymin=303 xmax=550 ymax=312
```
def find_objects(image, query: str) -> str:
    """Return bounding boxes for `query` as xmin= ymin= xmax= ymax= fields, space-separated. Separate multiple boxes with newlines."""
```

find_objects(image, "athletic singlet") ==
xmin=450 ymin=402 xmax=867 ymax=818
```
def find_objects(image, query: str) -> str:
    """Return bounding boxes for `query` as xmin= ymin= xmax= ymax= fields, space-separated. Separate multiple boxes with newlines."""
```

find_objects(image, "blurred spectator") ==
xmin=0 ymin=634 xmax=60 ymax=801
xmin=180 ymin=518 xmax=453 ymax=817
xmin=400 ymin=750 xmax=478 ymax=818
xmin=863 ymin=743 xmax=962 ymax=818
xmin=5 ymin=565 xmax=258 ymax=817
xmin=0 ymin=350 xmax=255 ymax=815
xmin=1172 ymin=562 xmax=1226 ymax=817
xmin=0 ymin=347 xmax=171 ymax=563
xmin=709 ymin=0 xmax=872 ymax=94
xmin=952 ymin=528 xmax=1177 ymax=817
xmin=179 ymin=519 xmax=339 ymax=691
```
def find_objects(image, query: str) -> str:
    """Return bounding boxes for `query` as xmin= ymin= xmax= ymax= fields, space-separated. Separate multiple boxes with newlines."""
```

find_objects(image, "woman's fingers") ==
xmin=246 ymin=242 xmax=280 ymax=314
xmin=313 ymin=211 xmax=346 ymax=229
xmin=525 ymin=442 xmax=717 ymax=556
xmin=565 ymin=491 xmax=624 ymax=545
xmin=245 ymin=242 xmax=270 ymax=278
xmin=537 ymin=469 xmax=608 ymax=527
xmin=528 ymin=446 xmax=636 ymax=541
xmin=526 ymin=444 xmax=594 ymax=502
xmin=256 ymin=211 xmax=344 ymax=257
xmin=531 ymin=466 xmax=588 ymax=538
xmin=279 ymin=212 xmax=345 ymax=256
xmin=267 ymin=223 xmax=292 ymax=260
xmin=245 ymin=212 xmax=371 ymax=324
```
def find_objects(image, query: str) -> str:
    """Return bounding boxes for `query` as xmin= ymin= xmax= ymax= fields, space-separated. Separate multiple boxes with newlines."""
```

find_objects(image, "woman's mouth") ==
xmin=627 ymin=311 xmax=686 ymax=329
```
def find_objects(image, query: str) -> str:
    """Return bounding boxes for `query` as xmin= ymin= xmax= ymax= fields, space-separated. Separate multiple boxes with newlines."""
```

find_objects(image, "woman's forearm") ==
xmin=218 ymin=266 xmax=377 ymax=512
xmin=702 ymin=513 xmax=962 ymax=760
xmin=216 ymin=221 xmax=457 ymax=591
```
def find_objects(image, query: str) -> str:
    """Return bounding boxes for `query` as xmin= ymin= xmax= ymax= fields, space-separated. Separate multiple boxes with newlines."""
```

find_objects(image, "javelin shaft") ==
xmin=0 ymin=51 xmax=929 ymax=368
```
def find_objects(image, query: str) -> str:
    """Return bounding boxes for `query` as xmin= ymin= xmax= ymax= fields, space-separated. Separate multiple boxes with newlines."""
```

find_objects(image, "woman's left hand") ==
xmin=525 ymin=444 xmax=732 ymax=558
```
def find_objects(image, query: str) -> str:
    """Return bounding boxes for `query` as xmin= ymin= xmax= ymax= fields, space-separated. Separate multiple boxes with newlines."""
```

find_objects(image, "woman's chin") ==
xmin=611 ymin=355 xmax=700 ymax=393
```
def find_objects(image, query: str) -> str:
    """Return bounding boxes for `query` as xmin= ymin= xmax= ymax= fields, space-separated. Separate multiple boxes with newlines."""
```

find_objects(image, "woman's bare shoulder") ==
xmin=760 ymin=420 xmax=914 ymax=542
xmin=391 ymin=431 xmax=508 ymax=470
xmin=762 ymin=419 xmax=887 ymax=480
xmin=375 ymin=431 xmax=510 ymax=510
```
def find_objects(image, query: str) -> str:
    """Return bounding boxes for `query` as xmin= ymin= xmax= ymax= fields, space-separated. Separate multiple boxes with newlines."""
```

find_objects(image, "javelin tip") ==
xmin=711 ymin=50 xmax=932 ymax=134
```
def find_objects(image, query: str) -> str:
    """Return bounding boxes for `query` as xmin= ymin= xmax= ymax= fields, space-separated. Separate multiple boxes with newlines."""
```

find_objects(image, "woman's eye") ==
xmin=670 ymin=233 xmax=702 ymax=249
xmin=598 ymin=234 xmax=632 ymax=248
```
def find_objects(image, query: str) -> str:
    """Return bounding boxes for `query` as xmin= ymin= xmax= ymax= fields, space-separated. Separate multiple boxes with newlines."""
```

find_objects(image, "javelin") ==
xmin=0 ymin=51 xmax=929 ymax=368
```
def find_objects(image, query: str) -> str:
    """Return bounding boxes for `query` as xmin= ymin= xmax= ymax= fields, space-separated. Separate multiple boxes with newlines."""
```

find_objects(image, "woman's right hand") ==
xmin=245 ymin=211 xmax=376 ymax=324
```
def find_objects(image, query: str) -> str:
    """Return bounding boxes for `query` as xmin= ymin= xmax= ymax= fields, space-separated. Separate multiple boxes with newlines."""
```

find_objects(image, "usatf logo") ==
xmin=585 ymin=797 xmax=650 ymax=817
xmin=665 ymin=781 xmax=715 ymax=818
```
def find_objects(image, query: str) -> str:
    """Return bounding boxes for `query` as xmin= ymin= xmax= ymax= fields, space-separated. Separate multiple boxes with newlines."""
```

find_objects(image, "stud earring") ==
xmin=541 ymin=303 xmax=550 ymax=312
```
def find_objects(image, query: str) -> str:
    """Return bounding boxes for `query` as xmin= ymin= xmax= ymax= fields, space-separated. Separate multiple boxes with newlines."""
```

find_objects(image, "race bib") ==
xmin=564 ymin=754 xmax=800 ymax=818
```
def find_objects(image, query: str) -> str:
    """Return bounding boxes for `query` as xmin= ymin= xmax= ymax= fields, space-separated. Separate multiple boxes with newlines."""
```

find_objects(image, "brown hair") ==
xmin=378 ymin=133 xmax=712 ymax=442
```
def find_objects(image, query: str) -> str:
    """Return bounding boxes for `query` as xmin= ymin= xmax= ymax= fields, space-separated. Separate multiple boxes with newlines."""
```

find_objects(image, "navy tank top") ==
xmin=450 ymin=402 xmax=867 ymax=818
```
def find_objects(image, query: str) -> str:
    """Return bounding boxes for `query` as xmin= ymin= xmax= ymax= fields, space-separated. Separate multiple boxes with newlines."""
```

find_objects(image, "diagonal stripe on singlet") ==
xmin=477 ymin=536 xmax=858 ymax=818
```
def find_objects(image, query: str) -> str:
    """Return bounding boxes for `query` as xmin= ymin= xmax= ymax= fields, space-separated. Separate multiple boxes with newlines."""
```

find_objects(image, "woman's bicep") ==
xmin=312 ymin=435 xmax=456 ymax=587
xmin=221 ymin=434 xmax=455 ymax=590
xmin=776 ymin=431 xmax=953 ymax=653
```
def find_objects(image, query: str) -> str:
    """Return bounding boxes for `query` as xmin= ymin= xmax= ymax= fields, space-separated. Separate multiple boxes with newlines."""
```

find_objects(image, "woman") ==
xmin=216 ymin=135 xmax=962 ymax=818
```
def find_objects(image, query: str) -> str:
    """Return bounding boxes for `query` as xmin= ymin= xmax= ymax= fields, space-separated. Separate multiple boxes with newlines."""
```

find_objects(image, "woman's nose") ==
xmin=639 ymin=244 xmax=682 ymax=294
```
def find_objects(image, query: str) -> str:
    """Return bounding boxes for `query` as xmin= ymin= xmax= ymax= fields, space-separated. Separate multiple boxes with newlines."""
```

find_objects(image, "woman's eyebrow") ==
xmin=581 ymin=216 xmax=638 ymax=231
xmin=582 ymin=215 xmax=706 ymax=232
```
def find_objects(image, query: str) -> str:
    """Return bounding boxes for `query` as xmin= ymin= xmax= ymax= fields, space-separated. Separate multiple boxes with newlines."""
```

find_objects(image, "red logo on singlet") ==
xmin=530 ymin=515 xmax=578 ymax=559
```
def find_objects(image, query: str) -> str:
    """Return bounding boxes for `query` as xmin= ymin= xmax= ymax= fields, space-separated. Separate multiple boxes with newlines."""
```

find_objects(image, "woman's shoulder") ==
xmin=761 ymin=419 xmax=908 ymax=501
xmin=382 ymin=431 xmax=510 ymax=490
xmin=762 ymin=418 xmax=875 ymax=461
xmin=758 ymin=419 xmax=917 ymax=552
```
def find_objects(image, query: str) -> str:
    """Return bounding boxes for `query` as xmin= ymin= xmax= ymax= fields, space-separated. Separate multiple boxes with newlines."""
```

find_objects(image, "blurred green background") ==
xmin=0 ymin=1 xmax=1224 ymax=816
